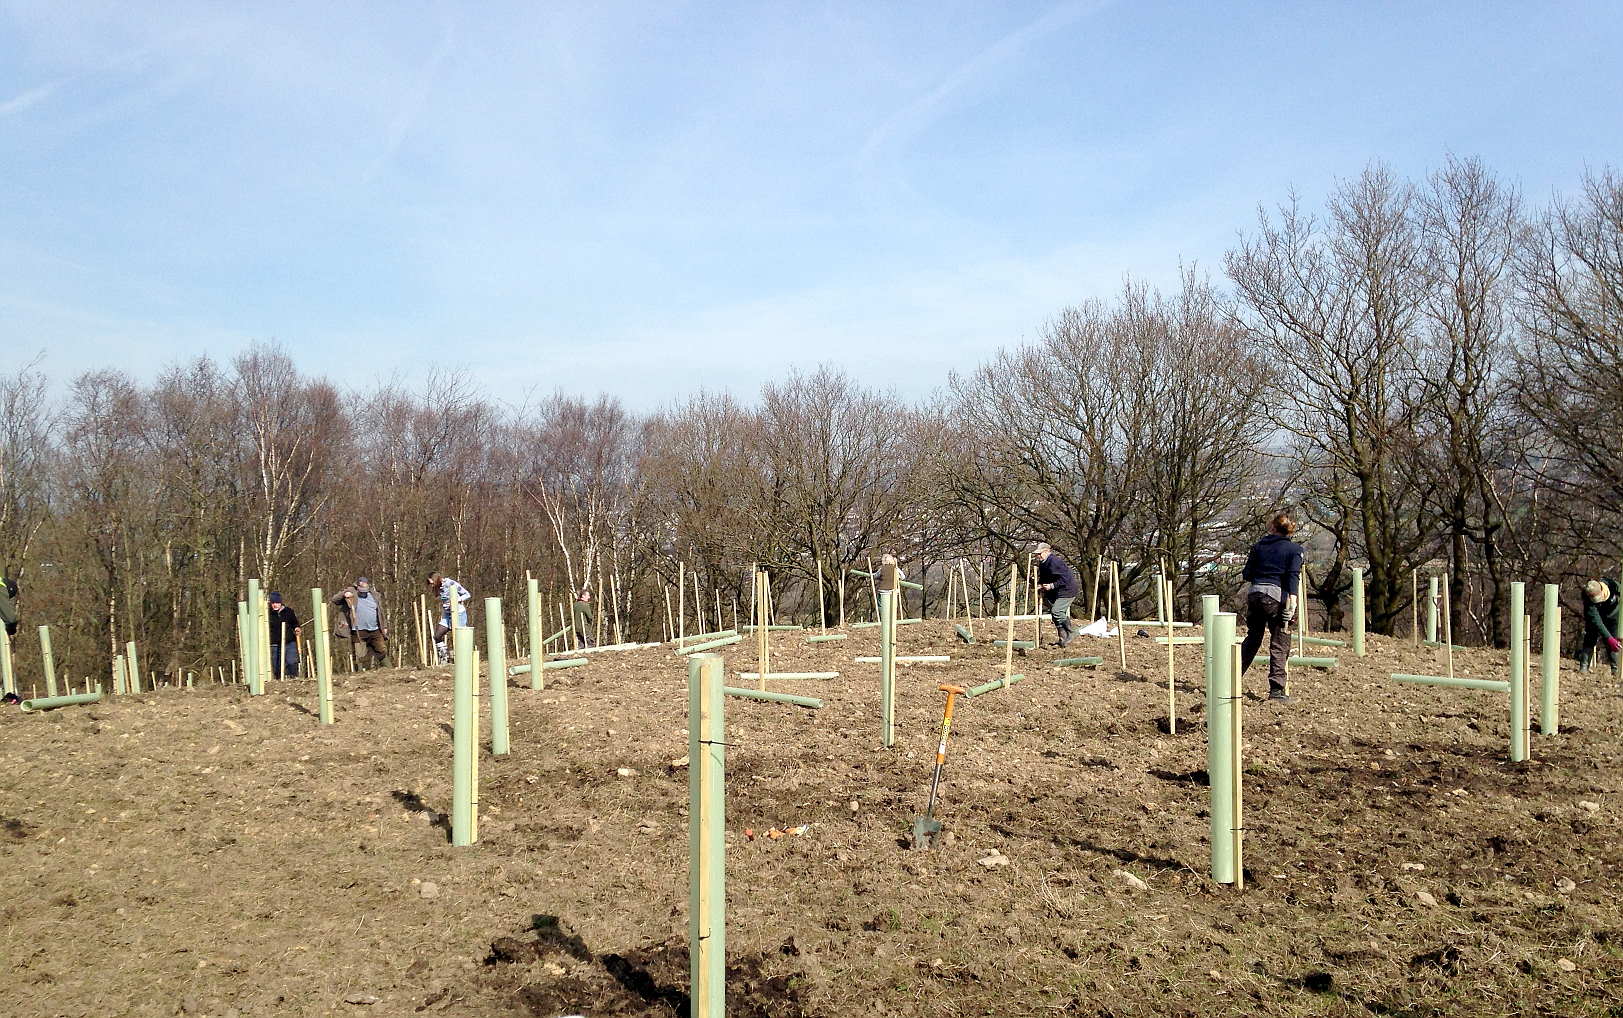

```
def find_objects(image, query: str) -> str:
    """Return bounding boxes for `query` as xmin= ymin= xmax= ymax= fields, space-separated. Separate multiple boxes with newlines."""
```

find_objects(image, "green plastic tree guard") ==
xmin=993 ymin=640 xmax=1036 ymax=649
xmin=806 ymin=633 xmax=847 ymax=643
xmin=0 ymin=628 xmax=15 ymax=696
xmin=737 ymin=671 xmax=840 ymax=680
xmin=527 ymin=577 xmax=544 ymax=691
xmin=1510 ymin=582 xmax=1527 ymax=762
xmin=965 ymin=673 xmax=1025 ymax=697
xmin=1352 ymin=567 xmax=1366 ymax=657
xmin=125 ymin=640 xmax=141 ymax=694
xmin=1207 ymin=608 xmax=1237 ymax=884
xmin=247 ymin=579 xmax=264 ymax=696
xmin=485 ymin=597 xmax=510 ymax=756
xmin=542 ymin=658 xmax=589 ymax=669
xmin=38 ymin=625 xmax=57 ymax=698
xmin=1541 ymin=583 xmax=1560 ymax=735
xmin=1287 ymin=656 xmax=1337 ymax=669
xmin=954 ymin=625 xmax=973 ymax=644
xmin=452 ymin=626 xmax=477 ymax=847
xmin=678 ymin=635 xmax=744 ymax=655
xmin=1054 ymin=656 xmax=1103 ymax=667
xmin=21 ymin=691 xmax=102 ymax=712
xmin=1300 ymin=635 xmax=1346 ymax=647
xmin=1427 ymin=576 xmax=1439 ymax=644
xmin=689 ymin=654 xmax=726 ymax=1017
xmin=1392 ymin=673 xmax=1510 ymax=692
xmin=722 ymin=686 xmax=822 ymax=709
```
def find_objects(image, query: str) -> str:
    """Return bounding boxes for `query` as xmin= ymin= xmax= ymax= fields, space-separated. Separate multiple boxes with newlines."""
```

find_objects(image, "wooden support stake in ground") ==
xmin=1002 ymin=564 xmax=1018 ymax=685
xmin=664 ymin=587 xmax=675 ymax=647
xmin=688 ymin=652 xmax=726 ymax=1017
xmin=1205 ymin=602 xmax=1237 ymax=884
xmin=816 ymin=557 xmax=828 ymax=634
xmin=452 ymin=625 xmax=477 ymax=846
xmin=611 ymin=570 xmax=624 ymax=647
xmin=486 ymin=597 xmax=510 ymax=756
xmin=1089 ymin=554 xmax=1103 ymax=621
xmin=1230 ymin=639 xmax=1244 ymax=891
xmin=880 ymin=583 xmax=896 ymax=748
xmin=1442 ymin=570 xmax=1455 ymax=680
xmin=38 ymin=625 xmax=57 ymax=698
xmin=1352 ymin=566 xmax=1366 ymax=657
xmin=312 ymin=589 xmax=334 ymax=725
xmin=1541 ymin=583 xmax=1560 ymax=735
xmin=1110 ymin=561 xmax=1127 ymax=670
xmin=1509 ymin=581 xmax=1528 ymax=763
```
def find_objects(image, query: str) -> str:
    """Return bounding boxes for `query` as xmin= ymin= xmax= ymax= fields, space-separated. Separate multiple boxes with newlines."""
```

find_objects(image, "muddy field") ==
xmin=4 ymin=618 xmax=1623 ymax=1017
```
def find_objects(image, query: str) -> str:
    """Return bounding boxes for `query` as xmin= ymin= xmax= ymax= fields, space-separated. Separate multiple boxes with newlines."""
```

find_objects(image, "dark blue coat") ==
xmin=1037 ymin=551 xmax=1080 ymax=597
xmin=1242 ymin=533 xmax=1304 ymax=596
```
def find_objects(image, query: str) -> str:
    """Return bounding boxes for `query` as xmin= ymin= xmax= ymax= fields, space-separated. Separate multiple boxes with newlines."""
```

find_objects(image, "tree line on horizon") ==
xmin=1 ymin=156 xmax=1619 ymax=681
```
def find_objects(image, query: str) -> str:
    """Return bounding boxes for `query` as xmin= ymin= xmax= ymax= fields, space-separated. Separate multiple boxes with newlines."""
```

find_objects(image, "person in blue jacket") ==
xmin=1238 ymin=512 xmax=1304 ymax=703
xmin=1034 ymin=542 xmax=1080 ymax=647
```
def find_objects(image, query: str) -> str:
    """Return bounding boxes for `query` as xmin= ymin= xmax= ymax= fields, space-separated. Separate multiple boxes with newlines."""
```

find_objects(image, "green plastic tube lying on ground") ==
xmin=722 ymin=687 xmax=822 ymax=709
xmin=965 ymin=674 xmax=1024 ymax=697
xmin=21 ymin=692 xmax=103 ymax=712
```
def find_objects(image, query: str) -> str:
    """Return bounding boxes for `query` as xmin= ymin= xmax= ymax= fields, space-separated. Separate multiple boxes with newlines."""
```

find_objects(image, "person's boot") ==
xmin=1058 ymin=622 xmax=1074 ymax=648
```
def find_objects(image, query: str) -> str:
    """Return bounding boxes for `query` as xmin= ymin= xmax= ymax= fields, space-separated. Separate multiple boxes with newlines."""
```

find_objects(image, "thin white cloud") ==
xmin=0 ymin=79 xmax=63 ymax=116
xmin=858 ymin=0 xmax=1117 ymax=168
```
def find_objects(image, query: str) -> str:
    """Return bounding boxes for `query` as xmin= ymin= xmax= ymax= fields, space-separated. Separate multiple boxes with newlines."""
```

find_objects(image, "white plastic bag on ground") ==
xmin=1078 ymin=617 xmax=1116 ymax=638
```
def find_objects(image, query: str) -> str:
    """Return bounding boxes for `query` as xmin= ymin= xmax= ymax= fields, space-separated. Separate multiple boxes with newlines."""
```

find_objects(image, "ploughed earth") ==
xmin=4 ymin=617 xmax=1622 ymax=1017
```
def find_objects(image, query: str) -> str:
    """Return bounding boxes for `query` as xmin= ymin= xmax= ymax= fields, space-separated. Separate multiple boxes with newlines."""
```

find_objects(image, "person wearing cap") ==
xmin=329 ymin=585 xmax=359 ymax=666
xmin=1581 ymin=577 xmax=1621 ymax=672
xmin=1033 ymin=542 xmax=1079 ymax=647
xmin=572 ymin=588 xmax=595 ymax=649
xmin=1238 ymin=511 xmax=1304 ymax=703
xmin=267 ymin=592 xmax=302 ymax=678
xmin=352 ymin=576 xmax=388 ymax=669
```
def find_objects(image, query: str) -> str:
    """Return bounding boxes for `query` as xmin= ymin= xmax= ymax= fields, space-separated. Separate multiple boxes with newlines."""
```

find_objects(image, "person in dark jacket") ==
xmin=267 ymin=592 xmax=302 ymax=679
xmin=351 ymin=577 xmax=388 ymax=669
xmin=0 ymin=568 xmax=18 ymax=638
xmin=1238 ymin=512 xmax=1304 ymax=702
xmin=1581 ymin=577 xmax=1621 ymax=672
xmin=572 ymin=588 xmax=596 ymax=649
xmin=1034 ymin=542 xmax=1080 ymax=647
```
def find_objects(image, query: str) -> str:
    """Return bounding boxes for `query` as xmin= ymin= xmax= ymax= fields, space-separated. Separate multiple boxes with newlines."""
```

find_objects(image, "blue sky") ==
xmin=3 ymin=1 xmax=1621 ymax=409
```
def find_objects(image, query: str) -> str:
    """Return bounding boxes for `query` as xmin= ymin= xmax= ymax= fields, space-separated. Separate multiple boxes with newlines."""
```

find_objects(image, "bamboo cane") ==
xmin=1442 ymin=570 xmax=1454 ymax=680
xmin=816 ymin=558 xmax=828 ymax=633
xmin=1110 ymin=562 xmax=1126 ymax=670
xmin=1090 ymin=555 xmax=1103 ymax=621
xmin=610 ymin=570 xmax=623 ymax=647
xmin=866 ymin=557 xmax=879 ymax=621
xmin=1003 ymin=564 xmax=1017 ymax=683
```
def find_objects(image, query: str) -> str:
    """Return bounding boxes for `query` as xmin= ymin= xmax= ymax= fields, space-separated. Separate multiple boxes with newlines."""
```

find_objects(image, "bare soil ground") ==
xmin=4 ymin=619 xmax=1623 ymax=1017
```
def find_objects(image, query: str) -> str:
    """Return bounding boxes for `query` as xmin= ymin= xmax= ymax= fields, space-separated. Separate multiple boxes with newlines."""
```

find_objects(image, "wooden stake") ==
xmin=1110 ymin=561 xmax=1127 ymax=670
xmin=1003 ymin=564 xmax=1017 ymax=683
xmin=1442 ymin=570 xmax=1455 ymax=680
xmin=1089 ymin=554 xmax=1103 ymax=621
xmin=687 ymin=653 xmax=726 ymax=1017
xmin=816 ymin=557 xmax=828 ymax=633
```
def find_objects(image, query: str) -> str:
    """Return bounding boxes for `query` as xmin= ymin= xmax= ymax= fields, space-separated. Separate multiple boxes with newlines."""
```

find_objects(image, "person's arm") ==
xmin=1586 ymin=599 xmax=1616 ymax=642
xmin=1282 ymin=548 xmax=1303 ymax=621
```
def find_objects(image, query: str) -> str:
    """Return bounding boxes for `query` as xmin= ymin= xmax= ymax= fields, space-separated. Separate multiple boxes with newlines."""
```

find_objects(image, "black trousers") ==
xmin=1240 ymin=592 xmax=1292 ymax=696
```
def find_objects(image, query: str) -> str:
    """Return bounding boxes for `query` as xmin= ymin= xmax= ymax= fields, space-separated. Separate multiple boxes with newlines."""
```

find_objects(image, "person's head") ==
xmin=269 ymin=592 xmax=284 ymax=609
xmin=1034 ymin=542 xmax=1052 ymax=562
xmin=881 ymin=553 xmax=898 ymax=567
xmin=356 ymin=577 xmax=371 ymax=594
xmin=1268 ymin=512 xmax=1297 ymax=538
xmin=426 ymin=572 xmax=443 ymax=591
xmin=578 ymin=588 xmax=591 ymax=601
xmin=1586 ymin=580 xmax=1610 ymax=603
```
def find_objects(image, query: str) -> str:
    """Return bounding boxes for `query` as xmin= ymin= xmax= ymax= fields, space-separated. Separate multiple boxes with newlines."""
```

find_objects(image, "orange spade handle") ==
xmin=933 ymin=684 xmax=964 ymax=765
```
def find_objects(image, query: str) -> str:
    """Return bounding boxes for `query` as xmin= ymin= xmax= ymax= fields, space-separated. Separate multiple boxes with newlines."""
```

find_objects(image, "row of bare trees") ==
xmin=2 ymin=158 xmax=1620 ymax=684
